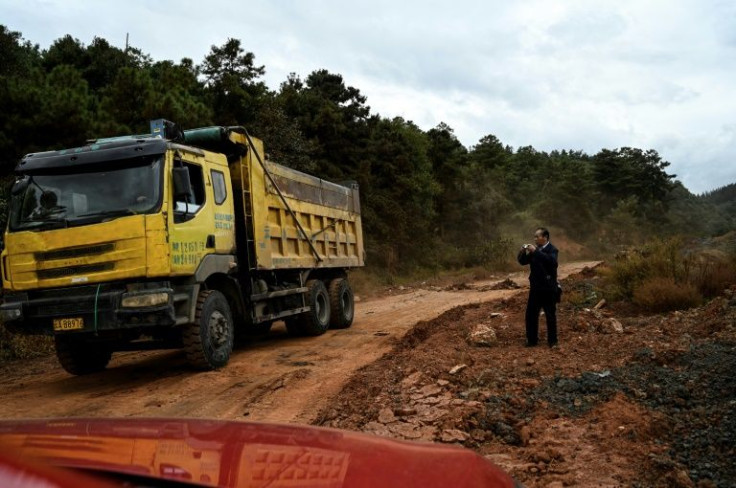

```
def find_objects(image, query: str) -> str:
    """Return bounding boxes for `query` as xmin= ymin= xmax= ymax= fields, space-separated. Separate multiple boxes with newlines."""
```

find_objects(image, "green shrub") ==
xmin=471 ymin=237 xmax=516 ymax=270
xmin=602 ymin=251 xmax=649 ymax=300
xmin=565 ymin=281 xmax=600 ymax=309
xmin=603 ymin=237 xmax=688 ymax=301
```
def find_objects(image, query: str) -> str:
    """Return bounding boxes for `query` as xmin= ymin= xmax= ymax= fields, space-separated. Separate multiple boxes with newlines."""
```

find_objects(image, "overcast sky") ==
xmin=3 ymin=0 xmax=735 ymax=194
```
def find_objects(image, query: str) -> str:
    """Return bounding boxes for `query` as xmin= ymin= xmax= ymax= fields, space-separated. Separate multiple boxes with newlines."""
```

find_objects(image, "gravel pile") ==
xmin=482 ymin=341 xmax=736 ymax=487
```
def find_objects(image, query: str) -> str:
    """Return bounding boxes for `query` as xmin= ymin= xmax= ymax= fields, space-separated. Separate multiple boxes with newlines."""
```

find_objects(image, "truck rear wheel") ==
xmin=293 ymin=279 xmax=331 ymax=336
xmin=329 ymin=278 xmax=354 ymax=329
xmin=54 ymin=335 xmax=112 ymax=375
xmin=184 ymin=290 xmax=234 ymax=370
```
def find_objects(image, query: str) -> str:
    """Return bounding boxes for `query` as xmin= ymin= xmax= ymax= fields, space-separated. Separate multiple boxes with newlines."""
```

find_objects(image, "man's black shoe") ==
xmin=549 ymin=342 xmax=559 ymax=348
xmin=525 ymin=342 xmax=538 ymax=347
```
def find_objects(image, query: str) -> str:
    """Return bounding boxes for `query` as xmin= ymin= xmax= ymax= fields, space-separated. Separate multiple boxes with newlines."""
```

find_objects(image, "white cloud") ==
xmin=1 ymin=0 xmax=735 ymax=193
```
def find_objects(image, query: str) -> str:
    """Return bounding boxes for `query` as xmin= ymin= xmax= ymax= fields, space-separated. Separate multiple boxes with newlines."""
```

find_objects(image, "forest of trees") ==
xmin=1 ymin=26 xmax=733 ymax=275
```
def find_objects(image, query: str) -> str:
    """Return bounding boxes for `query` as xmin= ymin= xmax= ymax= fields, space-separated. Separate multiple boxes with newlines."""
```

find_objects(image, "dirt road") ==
xmin=0 ymin=261 xmax=597 ymax=423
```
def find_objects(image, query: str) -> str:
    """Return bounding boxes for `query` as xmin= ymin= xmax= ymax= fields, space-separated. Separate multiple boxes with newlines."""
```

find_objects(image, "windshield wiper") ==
xmin=76 ymin=209 xmax=137 ymax=219
xmin=65 ymin=209 xmax=138 ymax=227
xmin=19 ymin=218 xmax=69 ymax=230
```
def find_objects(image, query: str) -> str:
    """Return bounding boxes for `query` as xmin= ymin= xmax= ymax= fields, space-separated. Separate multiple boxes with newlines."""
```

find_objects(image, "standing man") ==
xmin=518 ymin=227 xmax=559 ymax=347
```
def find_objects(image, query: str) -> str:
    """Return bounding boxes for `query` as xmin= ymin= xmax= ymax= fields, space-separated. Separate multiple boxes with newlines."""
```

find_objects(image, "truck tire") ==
xmin=183 ymin=290 xmax=234 ymax=370
xmin=54 ymin=335 xmax=112 ymax=375
xmin=296 ymin=279 xmax=331 ymax=336
xmin=328 ymin=278 xmax=354 ymax=329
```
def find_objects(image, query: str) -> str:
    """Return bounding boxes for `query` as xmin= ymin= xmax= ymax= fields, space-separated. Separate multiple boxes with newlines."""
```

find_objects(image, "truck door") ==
xmin=168 ymin=155 xmax=236 ymax=275
xmin=169 ymin=157 xmax=212 ymax=275
xmin=208 ymin=165 xmax=236 ymax=254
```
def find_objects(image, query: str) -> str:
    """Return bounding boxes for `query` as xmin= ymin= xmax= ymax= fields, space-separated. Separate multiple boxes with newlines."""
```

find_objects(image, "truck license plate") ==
xmin=53 ymin=318 xmax=84 ymax=331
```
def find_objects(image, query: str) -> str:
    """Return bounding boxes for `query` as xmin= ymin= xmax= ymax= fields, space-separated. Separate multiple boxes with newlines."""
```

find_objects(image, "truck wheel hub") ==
xmin=208 ymin=311 xmax=229 ymax=347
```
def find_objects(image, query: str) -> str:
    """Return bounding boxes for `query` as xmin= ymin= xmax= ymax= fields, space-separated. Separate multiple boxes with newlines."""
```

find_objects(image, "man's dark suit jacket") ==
xmin=517 ymin=243 xmax=559 ymax=291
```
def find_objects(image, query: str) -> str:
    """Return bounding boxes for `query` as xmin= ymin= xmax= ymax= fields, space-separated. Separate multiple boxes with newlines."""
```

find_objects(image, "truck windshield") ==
xmin=9 ymin=156 xmax=163 ymax=231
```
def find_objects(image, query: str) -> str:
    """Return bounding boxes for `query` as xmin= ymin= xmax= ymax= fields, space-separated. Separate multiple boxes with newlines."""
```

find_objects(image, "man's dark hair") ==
xmin=537 ymin=227 xmax=550 ymax=239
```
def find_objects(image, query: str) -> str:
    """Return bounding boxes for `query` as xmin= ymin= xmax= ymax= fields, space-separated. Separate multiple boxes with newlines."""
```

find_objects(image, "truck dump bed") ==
xmin=227 ymin=133 xmax=364 ymax=271
xmin=181 ymin=126 xmax=364 ymax=271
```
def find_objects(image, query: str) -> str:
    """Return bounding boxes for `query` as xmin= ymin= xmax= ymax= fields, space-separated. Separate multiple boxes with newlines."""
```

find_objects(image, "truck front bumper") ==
xmin=0 ymin=282 xmax=177 ymax=335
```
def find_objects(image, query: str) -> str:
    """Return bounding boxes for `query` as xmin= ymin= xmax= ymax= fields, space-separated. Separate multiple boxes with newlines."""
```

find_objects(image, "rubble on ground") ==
xmin=319 ymin=273 xmax=736 ymax=488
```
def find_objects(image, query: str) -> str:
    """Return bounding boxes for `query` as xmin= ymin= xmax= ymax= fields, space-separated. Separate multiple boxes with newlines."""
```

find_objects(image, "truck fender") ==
xmin=194 ymin=254 xmax=237 ymax=283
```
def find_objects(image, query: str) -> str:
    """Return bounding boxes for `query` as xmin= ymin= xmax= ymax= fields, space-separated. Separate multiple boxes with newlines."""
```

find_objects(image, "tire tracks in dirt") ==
xmin=0 ymin=261 xmax=599 ymax=424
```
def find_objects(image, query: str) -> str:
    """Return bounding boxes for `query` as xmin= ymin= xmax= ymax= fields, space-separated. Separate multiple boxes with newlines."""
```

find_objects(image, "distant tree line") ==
xmin=1 ymin=26 xmax=733 ymax=274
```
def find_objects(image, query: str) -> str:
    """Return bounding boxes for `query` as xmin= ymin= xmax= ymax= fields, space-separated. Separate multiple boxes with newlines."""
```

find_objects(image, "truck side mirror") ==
xmin=10 ymin=176 xmax=30 ymax=196
xmin=172 ymin=166 xmax=192 ymax=199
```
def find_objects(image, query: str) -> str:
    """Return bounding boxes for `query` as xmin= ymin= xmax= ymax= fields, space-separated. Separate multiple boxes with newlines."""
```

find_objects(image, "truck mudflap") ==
xmin=0 ymin=282 xmax=178 ymax=336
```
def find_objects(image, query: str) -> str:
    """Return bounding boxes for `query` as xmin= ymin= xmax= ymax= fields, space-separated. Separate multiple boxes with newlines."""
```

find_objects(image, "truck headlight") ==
xmin=121 ymin=292 xmax=170 ymax=308
xmin=0 ymin=306 xmax=23 ymax=322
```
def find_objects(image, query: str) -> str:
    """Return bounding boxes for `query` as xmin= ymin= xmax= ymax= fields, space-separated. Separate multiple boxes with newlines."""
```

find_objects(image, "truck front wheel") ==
xmin=184 ymin=290 xmax=234 ymax=370
xmin=54 ymin=335 xmax=112 ymax=375
xmin=328 ymin=278 xmax=354 ymax=329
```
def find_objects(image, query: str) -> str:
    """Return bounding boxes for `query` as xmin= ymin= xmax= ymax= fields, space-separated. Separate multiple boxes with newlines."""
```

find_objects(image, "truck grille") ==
xmin=35 ymin=243 xmax=115 ymax=261
xmin=32 ymin=301 xmax=99 ymax=316
xmin=37 ymin=263 xmax=114 ymax=280
xmin=25 ymin=289 xmax=119 ymax=318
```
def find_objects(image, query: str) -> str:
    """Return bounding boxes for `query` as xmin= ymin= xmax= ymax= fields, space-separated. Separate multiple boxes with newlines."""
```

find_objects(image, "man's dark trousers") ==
xmin=525 ymin=289 xmax=557 ymax=346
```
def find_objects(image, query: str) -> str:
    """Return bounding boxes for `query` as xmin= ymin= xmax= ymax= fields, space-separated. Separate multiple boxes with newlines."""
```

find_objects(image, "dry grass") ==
xmin=602 ymin=236 xmax=736 ymax=313
xmin=685 ymin=249 xmax=736 ymax=298
xmin=349 ymin=268 xmax=390 ymax=299
xmin=632 ymin=277 xmax=702 ymax=313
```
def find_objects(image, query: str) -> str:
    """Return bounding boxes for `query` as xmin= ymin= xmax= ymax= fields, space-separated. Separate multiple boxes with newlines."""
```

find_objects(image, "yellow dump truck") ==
xmin=0 ymin=120 xmax=364 ymax=374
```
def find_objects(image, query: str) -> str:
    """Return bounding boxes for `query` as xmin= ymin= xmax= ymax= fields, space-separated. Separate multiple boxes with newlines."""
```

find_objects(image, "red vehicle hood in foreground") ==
xmin=0 ymin=418 xmax=521 ymax=488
